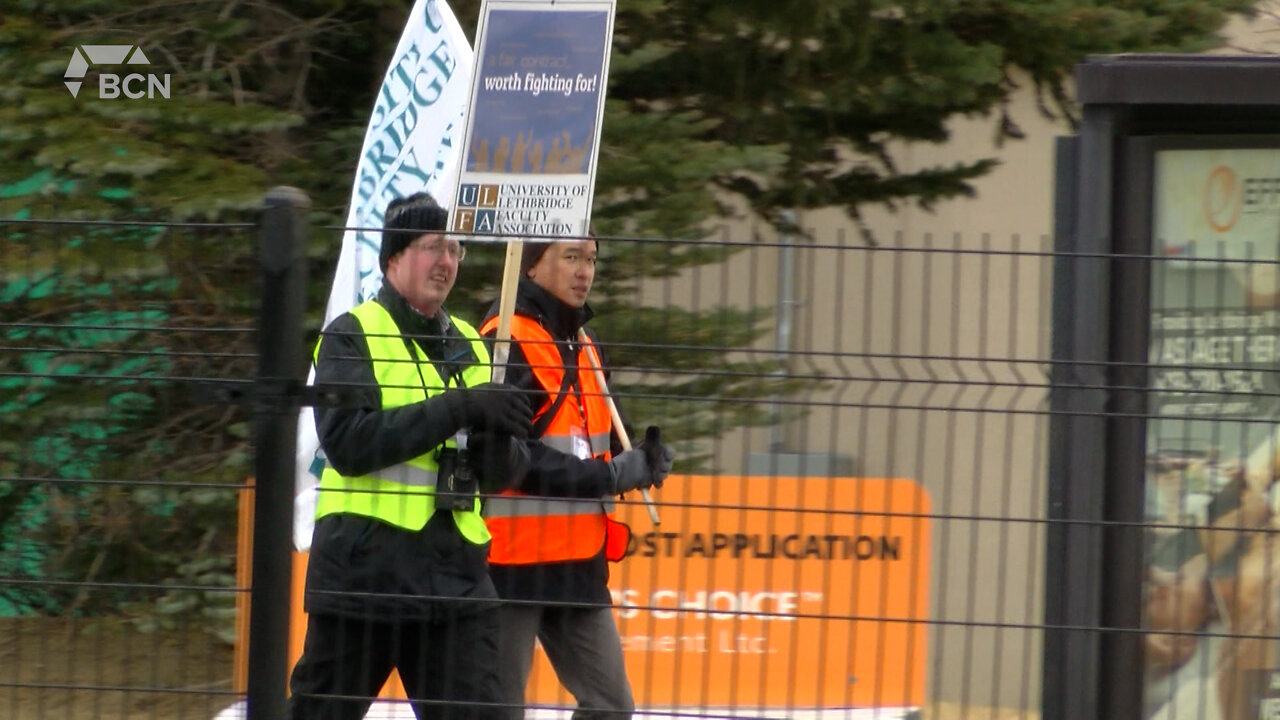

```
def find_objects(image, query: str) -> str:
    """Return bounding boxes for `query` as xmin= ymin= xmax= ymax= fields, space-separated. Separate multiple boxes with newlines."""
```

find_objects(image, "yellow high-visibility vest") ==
xmin=315 ymin=300 xmax=491 ymax=544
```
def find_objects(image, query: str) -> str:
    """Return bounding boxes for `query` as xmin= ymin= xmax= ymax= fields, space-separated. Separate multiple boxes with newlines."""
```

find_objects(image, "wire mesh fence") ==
xmin=7 ymin=200 xmax=1269 ymax=720
xmin=2 ymin=215 xmax=259 ymax=719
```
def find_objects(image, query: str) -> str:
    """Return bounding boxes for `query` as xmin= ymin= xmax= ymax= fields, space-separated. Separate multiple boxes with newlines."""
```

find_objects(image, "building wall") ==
xmin=630 ymin=10 xmax=1280 ymax=712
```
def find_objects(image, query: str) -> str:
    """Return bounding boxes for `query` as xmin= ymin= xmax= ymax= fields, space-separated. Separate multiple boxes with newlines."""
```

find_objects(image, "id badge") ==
xmin=570 ymin=426 xmax=591 ymax=460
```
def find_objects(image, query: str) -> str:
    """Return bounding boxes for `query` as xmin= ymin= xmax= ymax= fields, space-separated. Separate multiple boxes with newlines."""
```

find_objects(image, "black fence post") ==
xmin=248 ymin=187 xmax=310 ymax=720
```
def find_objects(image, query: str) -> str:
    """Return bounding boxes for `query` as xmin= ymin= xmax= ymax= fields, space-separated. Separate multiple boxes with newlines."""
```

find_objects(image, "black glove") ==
xmin=639 ymin=425 xmax=674 ymax=488
xmin=444 ymin=383 xmax=533 ymax=438
xmin=607 ymin=449 xmax=654 ymax=495
xmin=467 ymin=432 xmax=531 ymax=495
xmin=637 ymin=438 xmax=675 ymax=486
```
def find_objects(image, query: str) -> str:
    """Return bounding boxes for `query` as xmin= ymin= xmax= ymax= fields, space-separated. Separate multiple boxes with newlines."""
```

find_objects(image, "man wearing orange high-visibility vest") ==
xmin=477 ymin=235 xmax=674 ymax=720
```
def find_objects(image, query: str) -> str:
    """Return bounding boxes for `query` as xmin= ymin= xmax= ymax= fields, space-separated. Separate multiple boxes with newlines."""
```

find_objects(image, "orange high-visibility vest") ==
xmin=480 ymin=314 xmax=617 ymax=565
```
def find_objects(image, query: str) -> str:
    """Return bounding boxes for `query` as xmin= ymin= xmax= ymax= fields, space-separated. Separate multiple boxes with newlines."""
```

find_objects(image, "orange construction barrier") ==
xmin=236 ymin=475 xmax=931 ymax=711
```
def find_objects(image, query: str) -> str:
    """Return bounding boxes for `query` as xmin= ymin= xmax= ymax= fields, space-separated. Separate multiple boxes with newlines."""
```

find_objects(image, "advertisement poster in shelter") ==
xmin=1145 ymin=144 xmax=1280 ymax=720
xmin=449 ymin=0 xmax=613 ymax=240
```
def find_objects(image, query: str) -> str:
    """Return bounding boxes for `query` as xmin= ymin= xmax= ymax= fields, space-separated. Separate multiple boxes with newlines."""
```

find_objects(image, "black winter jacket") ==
xmin=304 ymin=283 xmax=498 ymax=621
xmin=480 ymin=278 xmax=625 ymax=606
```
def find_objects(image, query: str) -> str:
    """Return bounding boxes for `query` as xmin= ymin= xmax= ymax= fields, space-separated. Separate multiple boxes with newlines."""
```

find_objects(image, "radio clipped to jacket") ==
xmin=434 ymin=447 xmax=479 ymax=511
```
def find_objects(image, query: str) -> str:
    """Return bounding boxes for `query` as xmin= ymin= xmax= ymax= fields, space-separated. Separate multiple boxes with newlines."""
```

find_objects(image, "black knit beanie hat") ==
xmin=380 ymin=192 xmax=449 ymax=272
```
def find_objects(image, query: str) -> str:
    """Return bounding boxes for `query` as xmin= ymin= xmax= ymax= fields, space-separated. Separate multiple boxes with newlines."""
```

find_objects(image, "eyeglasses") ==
xmin=408 ymin=235 xmax=466 ymax=262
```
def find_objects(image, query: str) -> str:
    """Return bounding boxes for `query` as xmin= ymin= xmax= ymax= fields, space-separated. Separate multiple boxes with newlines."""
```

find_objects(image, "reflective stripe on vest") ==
xmin=479 ymin=313 xmax=615 ymax=565
xmin=539 ymin=433 xmax=611 ymax=457
xmin=382 ymin=463 xmax=437 ymax=486
xmin=315 ymin=301 xmax=491 ymax=543
xmin=483 ymin=494 xmax=604 ymax=518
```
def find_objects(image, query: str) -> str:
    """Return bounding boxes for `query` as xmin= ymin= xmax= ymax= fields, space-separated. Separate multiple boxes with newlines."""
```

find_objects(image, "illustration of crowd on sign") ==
xmin=469 ymin=129 xmax=593 ymax=175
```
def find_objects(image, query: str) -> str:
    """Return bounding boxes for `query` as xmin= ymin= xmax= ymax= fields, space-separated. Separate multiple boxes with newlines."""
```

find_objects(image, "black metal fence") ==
xmin=3 ymin=208 xmax=263 ymax=719
xmin=4 ymin=188 xmax=1273 ymax=720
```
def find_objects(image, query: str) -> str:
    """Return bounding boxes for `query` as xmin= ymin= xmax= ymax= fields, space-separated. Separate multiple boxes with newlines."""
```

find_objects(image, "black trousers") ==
xmin=288 ymin=608 xmax=502 ymax=720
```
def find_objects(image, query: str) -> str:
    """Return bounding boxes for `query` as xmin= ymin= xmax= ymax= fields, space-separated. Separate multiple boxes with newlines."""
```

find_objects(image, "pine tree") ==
xmin=0 ymin=0 xmax=1256 ymax=624
xmin=605 ymin=0 xmax=1255 ymax=234
xmin=0 ymin=0 xmax=379 ymax=624
xmin=479 ymin=0 xmax=1256 ymax=458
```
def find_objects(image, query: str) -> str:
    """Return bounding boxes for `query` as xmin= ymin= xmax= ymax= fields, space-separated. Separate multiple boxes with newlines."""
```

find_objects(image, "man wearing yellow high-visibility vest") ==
xmin=289 ymin=192 xmax=534 ymax=720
